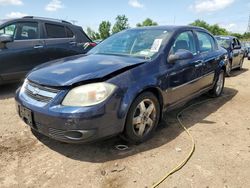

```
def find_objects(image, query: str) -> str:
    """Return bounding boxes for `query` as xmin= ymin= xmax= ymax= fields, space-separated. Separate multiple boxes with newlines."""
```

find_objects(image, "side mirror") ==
xmin=0 ymin=34 xmax=13 ymax=43
xmin=168 ymin=49 xmax=194 ymax=63
xmin=233 ymin=45 xmax=241 ymax=50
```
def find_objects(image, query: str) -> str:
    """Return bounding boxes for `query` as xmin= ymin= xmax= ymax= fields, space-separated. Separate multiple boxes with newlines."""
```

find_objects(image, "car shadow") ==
xmin=0 ymin=83 xmax=21 ymax=100
xmin=33 ymin=87 xmax=238 ymax=163
xmin=230 ymin=68 xmax=248 ymax=77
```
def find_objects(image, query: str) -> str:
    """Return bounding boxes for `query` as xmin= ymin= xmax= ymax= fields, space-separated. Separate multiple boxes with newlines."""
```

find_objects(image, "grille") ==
xmin=24 ymin=81 xmax=59 ymax=104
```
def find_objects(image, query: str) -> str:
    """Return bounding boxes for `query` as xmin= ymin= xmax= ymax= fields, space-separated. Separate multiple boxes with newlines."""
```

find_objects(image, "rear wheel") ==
xmin=209 ymin=70 xmax=225 ymax=97
xmin=123 ymin=92 xmax=160 ymax=144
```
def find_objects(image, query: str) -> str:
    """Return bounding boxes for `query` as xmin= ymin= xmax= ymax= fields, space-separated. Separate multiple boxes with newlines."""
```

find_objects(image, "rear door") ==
xmin=43 ymin=23 xmax=79 ymax=61
xmin=165 ymin=30 xmax=203 ymax=105
xmin=0 ymin=21 xmax=46 ymax=82
xmin=195 ymin=31 xmax=218 ymax=89
xmin=236 ymin=39 xmax=244 ymax=64
xmin=231 ymin=38 xmax=240 ymax=67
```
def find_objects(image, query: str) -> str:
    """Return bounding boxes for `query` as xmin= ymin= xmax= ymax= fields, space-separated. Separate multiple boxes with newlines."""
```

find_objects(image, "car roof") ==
xmin=0 ymin=16 xmax=76 ymax=27
xmin=0 ymin=19 xmax=13 ymax=24
xmin=215 ymin=35 xmax=237 ymax=40
xmin=129 ymin=25 xmax=209 ymax=32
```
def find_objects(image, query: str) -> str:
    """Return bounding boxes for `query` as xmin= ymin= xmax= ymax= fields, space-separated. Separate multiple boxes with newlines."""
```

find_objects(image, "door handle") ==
xmin=195 ymin=63 xmax=203 ymax=68
xmin=34 ymin=45 xmax=44 ymax=49
xmin=194 ymin=60 xmax=204 ymax=64
xmin=69 ymin=41 xmax=77 ymax=45
xmin=194 ymin=60 xmax=204 ymax=67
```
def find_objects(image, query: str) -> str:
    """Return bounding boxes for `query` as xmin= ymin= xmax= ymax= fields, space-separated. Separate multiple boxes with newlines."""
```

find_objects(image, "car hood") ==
xmin=27 ymin=54 xmax=145 ymax=87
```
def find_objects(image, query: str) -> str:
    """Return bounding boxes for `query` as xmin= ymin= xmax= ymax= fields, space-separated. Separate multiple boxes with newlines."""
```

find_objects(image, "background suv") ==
xmin=215 ymin=36 xmax=244 ymax=76
xmin=0 ymin=16 xmax=95 ymax=85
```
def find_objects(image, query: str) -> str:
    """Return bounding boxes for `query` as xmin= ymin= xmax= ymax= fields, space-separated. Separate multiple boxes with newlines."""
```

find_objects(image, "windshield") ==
xmin=89 ymin=28 xmax=171 ymax=59
xmin=216 ymin=37 xmax=231 ymax=49
xmin=0 ymin=20 xmax=9 ymax=36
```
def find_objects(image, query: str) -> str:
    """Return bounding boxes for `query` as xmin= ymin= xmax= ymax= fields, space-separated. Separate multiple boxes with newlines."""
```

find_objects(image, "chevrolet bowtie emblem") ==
xmin=32 ymin=87 xmax=40 ymax=95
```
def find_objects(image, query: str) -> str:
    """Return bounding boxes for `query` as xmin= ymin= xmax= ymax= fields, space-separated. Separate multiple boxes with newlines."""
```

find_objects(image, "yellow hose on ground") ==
xmin=152 ymin=94 xmax=232 ymax=188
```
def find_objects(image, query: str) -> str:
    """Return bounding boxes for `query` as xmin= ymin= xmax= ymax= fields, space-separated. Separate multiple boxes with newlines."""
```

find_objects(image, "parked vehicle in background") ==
xmin=241 ymin=41 xmax=250 ymax=57
xmin=248 ymin=47 xmax=250 ymax=60
xmin=0 ymin=16 xmax=95 ymax=85
xmin=215 ymin=36 xmax=244 ymax=76
xmin=93 ymin=39 xmax=103 ymax=44
xmin=16 ymin=26 xmax=227 ymax=144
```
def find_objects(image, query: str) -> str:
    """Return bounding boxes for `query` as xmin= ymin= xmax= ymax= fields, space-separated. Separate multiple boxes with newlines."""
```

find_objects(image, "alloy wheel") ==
xmin=226 ymin=61 xmax=232 ymax=76
xmin=216 ymin=72 xmax=224 ymax=95
xmin=132 ymin=99 xmax=156 ymax=137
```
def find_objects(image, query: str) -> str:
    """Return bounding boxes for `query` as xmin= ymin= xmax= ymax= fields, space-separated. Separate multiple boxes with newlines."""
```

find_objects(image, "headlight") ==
xmin=20 ymin=79 xmax=28 ymax=93
xmin=224 ymin=54 xmax=228 ymax=60
xmin=62 ymin=82 xmax=117 ymax=107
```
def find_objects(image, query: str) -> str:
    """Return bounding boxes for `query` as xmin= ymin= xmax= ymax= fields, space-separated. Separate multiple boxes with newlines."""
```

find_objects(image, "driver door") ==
xmin=0 ymin=21 xmax=46 ymax=82
xmin=165 ymin=30 xmax=202 ymax=105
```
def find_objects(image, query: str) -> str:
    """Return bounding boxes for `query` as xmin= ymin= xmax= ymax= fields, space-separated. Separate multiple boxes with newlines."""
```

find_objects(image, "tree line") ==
xmin=86 ymin=15 xmax=250 ymax=41
xmin=190 ymin=19 xmax=250 ymax=40
xmin=86 ymin=15 xmax=158 ymax=40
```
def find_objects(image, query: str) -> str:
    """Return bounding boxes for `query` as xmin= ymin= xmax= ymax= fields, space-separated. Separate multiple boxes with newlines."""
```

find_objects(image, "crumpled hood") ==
xmin=27 ymin=54 xmax=145 ymax=87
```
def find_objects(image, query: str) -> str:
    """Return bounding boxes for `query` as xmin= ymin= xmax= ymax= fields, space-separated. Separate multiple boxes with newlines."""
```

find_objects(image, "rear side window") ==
xmin=196 ymin=31 xmax=215 ymax=53
xmin=45 ymin=23 xmax=66 ymax=38
xmin=66 ymin=27 xmax=74 ymax=38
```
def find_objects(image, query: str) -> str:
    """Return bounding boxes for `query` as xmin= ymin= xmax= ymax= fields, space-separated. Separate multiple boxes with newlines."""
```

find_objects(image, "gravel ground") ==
xmin=0 ymin=59 xmax=250 ymax=188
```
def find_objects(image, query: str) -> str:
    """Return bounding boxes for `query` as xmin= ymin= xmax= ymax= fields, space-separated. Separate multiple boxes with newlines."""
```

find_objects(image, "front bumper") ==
xmin=15 ymin=87 xmax=124 ymax=143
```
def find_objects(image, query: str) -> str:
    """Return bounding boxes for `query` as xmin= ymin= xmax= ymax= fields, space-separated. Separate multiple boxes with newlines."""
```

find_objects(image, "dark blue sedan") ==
xmin=15 ymin=26 xmax=227 ymax=143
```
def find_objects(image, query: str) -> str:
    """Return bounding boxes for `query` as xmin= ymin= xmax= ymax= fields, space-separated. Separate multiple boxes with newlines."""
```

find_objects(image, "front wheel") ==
xmin=209 ymin=70 xmax=225 ymax=97
xmin=237 ymin=58 xmax=244 ymax=70
xmin=225 ymin=60 xmax=232 ymax=77
xmin=123 ymin=92 xmax=160 ymax=144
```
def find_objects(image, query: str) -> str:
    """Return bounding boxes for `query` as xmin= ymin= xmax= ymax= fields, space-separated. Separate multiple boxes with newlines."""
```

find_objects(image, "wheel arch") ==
xmin=119 ymin=86 xmax=164 ymax=132
xmin=219 ymin=59 xmax=227 ymax=73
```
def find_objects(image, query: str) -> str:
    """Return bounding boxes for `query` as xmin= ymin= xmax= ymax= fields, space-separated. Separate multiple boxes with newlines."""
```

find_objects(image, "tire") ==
xmin=225 ymin=60 xmax=232 ymax=77
xmin=209 ymin=70 xmax=225 ymax=97
xmin=123 ymin=92 xmax=160 ymax=144
xmin=237 ymin=58 xmax=244 ymax=70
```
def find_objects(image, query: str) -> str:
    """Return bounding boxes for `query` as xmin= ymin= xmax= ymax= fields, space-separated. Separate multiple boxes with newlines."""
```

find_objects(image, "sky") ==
xmin=0 ymin=0 xmax=249 ymax=34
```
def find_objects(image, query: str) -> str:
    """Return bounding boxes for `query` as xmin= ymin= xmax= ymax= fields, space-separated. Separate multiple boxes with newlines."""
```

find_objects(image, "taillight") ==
xmin=89 ymin=42 xmax=97 ymax=47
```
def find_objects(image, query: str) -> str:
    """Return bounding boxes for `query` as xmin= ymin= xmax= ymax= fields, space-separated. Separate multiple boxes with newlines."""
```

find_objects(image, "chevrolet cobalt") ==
xmin=16 ymin=26 xmax=227 ymax=143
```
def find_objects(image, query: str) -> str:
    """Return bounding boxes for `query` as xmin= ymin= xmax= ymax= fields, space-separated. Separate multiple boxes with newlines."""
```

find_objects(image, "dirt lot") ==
xmin=0 ymin=60 xmax=250 ymax=188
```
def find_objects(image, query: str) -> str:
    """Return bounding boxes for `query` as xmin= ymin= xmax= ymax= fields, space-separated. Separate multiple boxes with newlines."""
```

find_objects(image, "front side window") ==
xmin=89 ymin=29 xmax=171 ymax=59
xmin=0 ymin=24 xmax=17 ymax=37
xmin=16 ymin=22 xmax=39 ymax=40
xmin=170 ymin=31 xmax=196 ymax=55
xmin=235 ymin=39 xmax=241 ymax=47
xmin=197 ymin=32 xmax=214 ymax=53
xmin=45 ymin=23 xmax=66 ymax=38
xmin=0 ymin=22 xmax=38 ymax=40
